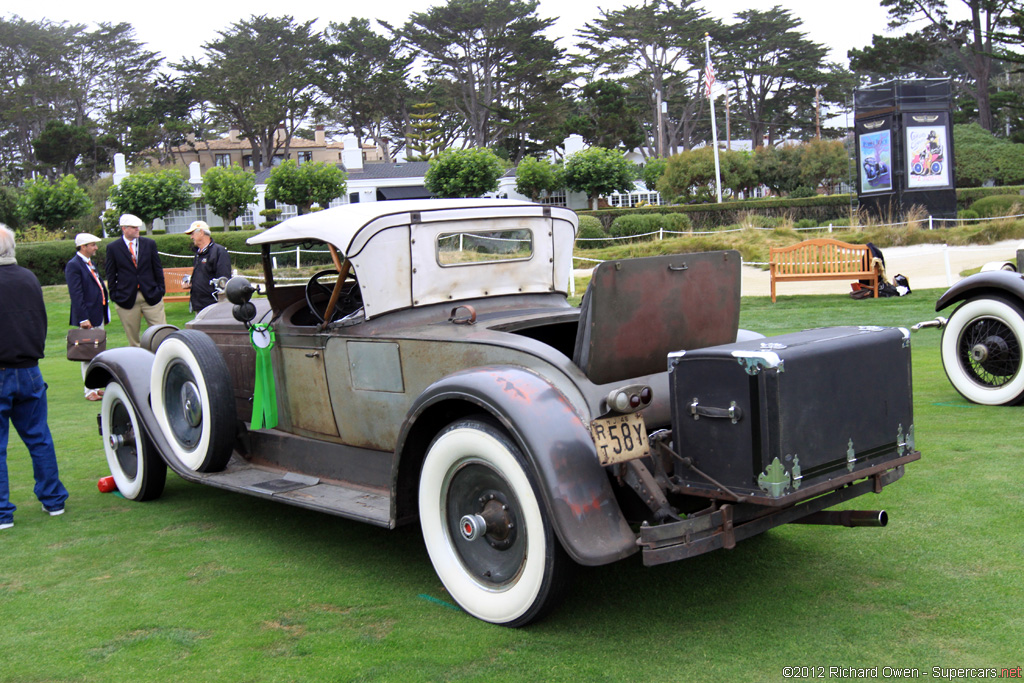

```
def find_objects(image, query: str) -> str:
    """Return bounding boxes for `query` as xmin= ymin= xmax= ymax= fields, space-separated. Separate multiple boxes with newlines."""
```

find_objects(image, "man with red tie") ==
xmin=105 ymin=214 xmax=166 ymax=347
xmin=65 ymin=233 xmax=110 ymax=400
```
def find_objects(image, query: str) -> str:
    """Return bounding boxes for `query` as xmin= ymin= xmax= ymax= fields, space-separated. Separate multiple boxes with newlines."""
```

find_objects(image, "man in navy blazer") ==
xmin=66 ymin=233 xmax=109 ymax=399
xmin=105 ymin=213 xmax=166 ymax=347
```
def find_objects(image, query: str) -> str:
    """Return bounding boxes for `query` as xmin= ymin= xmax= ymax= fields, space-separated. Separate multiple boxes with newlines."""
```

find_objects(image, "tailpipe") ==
xmin=911 ymin=317 xmax=947 ymax=332
xmin=793 ymin=510 xmax=888 ymax=528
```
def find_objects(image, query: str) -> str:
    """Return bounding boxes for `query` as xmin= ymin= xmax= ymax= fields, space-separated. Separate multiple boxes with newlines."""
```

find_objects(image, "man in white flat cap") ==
xmin=65 ymin=233 xmax=109 ymax=400
xmin=183 ymin=220 xmax=231 ymax=314
xmin=105 ymin=214 xmax=166 ymax=347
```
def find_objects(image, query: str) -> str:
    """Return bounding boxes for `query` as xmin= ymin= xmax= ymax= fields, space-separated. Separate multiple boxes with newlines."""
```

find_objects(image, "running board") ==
xmin=184 ymin=456 xmax=393 ymax=528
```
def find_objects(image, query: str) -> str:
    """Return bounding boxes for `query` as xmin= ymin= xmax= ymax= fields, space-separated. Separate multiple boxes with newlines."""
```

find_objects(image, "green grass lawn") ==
xmin=1 ymin=287 xmax=1021 ymax=682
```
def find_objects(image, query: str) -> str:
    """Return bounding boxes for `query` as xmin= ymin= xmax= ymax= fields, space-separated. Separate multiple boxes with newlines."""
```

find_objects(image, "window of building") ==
xmin=215 ymin=153 xmax=232 ymax=167
xmin=297 ymin=151 xmax=313 ymax=165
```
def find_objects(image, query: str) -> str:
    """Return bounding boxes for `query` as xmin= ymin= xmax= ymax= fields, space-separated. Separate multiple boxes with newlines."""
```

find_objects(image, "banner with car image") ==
xmin=858 ymin=126 xmax=892 ymax=194
xmin=906 ymin=117 xmax=950 ymax=189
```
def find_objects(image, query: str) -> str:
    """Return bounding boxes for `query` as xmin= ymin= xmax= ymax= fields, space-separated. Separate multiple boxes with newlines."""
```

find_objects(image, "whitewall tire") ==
xmin=150 ymin=330 xmax=236 ymax=472
xmin=418 ymin=419 xmax=568 ymax=627
xmin=101 ymin=382 xmax=166 ymax=501
xmin=941 ymin=296 xmax=1024 ymax=405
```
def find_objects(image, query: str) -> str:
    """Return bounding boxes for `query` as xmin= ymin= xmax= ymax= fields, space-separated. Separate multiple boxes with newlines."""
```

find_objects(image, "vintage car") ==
xmin=914 ymin=263 xmax=1024 ymax=405
xmin=87 ymin=198 xmax=920 ymax=626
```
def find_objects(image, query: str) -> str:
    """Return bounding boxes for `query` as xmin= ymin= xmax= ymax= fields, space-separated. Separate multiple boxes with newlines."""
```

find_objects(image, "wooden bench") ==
xmin=164 ymin=267 xmax=192 ymax=303
xmin=769 ymin=238 xmax=879 ymax=303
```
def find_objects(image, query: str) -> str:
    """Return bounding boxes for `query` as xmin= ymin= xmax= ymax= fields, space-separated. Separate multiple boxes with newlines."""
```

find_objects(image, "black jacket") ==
xmin=190 ymin=241 xmax=231 ymax=312
xmin=66 ymin=254 xmax=110 ymax=327
xmin=0 ymin=264 xmax=47 ymax=368
xmin=106 ymin=237 xmax=165 ymax=308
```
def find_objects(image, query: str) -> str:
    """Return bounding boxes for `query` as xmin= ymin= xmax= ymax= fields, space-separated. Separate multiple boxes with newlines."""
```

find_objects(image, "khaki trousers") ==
xmin=115 ymin=297 xmax=166 ymax=347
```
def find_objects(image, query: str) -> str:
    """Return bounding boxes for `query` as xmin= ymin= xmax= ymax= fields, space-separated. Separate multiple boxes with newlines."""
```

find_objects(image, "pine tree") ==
xmin=407 ymin=102 xmax=444 ymax=161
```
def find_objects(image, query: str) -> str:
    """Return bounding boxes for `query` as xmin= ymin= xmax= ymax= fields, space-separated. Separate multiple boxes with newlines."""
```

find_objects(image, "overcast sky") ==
xmin=9 ymin=0 xmax=936 ymax=67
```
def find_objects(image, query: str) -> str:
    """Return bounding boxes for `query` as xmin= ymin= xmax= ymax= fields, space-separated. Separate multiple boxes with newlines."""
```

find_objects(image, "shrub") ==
xmin=660 ymin=213 xmax=692 ymax=232
xmin=958 ymin=209 xmax=980 ymax=222
xmin=789 ymin=186 xmax=817 ymax=198
xmin=609 ymin=213 xmax=661 ymax=241
xmin=970 ymin=194 xmax=1024 ymax=218
xmin=576 ymin=217 xmax=610 ymax=249
xmin=795 ymin=218 xmax=818 ymax=229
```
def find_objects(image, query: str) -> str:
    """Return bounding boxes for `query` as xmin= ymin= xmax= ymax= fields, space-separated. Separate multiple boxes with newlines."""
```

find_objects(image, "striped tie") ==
xmin=87 ymin=261 xmax=106 ymax=305
xmin=128 ymin=240 xmax=137 ymax=266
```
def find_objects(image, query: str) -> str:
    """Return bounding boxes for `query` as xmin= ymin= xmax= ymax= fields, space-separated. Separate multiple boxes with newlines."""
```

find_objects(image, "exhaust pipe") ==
xmin=911 ymin=317 xmax=947 ymax=332
xmin=793 ymin=510 xmax=888 ymax=528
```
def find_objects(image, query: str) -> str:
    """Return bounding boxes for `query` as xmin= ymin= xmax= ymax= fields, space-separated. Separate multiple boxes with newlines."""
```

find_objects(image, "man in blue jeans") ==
xmin=0 ymin=224 xmax=69 ymax=530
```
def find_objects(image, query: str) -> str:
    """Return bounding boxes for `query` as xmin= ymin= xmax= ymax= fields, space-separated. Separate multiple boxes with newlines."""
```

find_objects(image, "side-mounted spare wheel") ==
xmin=941 ymin=295 xmax=1024 ymax=406
xmin=418 ymin=418 xmax=570 ymax=627
xmin=150 ymin=330 xmax=237 ymax=472
xmin=101 ymin=382 xmax=167 ymax=501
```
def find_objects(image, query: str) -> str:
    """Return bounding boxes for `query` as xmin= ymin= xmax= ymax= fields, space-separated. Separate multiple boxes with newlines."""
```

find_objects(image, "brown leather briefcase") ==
xmin=66 ymin=328 xmax=106 ymax=361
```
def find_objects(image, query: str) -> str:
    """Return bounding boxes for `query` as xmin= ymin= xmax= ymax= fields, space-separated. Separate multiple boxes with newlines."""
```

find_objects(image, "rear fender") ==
xmin=397 ymin=365 xmax=637 ymax=567
xmin=936 ymin=271 xmax=1024 ymax=312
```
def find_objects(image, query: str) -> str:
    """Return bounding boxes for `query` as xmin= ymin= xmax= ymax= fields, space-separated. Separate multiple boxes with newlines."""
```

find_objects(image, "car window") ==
xmin=436 ymin=229 xmax=533 ymax=266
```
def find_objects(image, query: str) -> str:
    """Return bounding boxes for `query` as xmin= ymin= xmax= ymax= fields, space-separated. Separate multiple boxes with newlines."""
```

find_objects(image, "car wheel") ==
xmin=151 ymin=330 xmax=237 ymax=472
xmin=101 ymin=382 xmax=166 ymax=501
xmin=418 ymin=418 xmax=569 ymax=627
xmin=941 ymin=296 xmax=1024 ymax=405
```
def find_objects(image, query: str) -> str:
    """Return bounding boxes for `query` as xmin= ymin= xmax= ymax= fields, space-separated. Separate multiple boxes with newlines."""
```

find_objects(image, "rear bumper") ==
xmin=637 ymin=454 xmax=917 ymax=566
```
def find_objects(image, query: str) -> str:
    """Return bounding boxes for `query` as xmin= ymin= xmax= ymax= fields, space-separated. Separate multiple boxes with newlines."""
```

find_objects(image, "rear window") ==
xmin=436 ymin=229 xmax=533 ymax=266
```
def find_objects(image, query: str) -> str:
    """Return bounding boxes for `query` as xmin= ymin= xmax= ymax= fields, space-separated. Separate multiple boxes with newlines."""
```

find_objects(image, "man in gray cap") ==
xmin=65 ymin=233 xmax=109 ymax=400
xmin=105 ymin=213 xmax=166 ymax=347
xmin=183 ymin=220 xmax=231 ymax=314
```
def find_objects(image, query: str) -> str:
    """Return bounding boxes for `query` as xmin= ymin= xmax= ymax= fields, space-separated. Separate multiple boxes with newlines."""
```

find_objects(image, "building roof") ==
xmin=349 ymin=161 xmax=431 ymax=180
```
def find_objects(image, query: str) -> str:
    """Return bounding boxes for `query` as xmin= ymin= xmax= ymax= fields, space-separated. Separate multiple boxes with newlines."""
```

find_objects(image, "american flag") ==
xmin=704 ymin=55 xmax=715 ymax=98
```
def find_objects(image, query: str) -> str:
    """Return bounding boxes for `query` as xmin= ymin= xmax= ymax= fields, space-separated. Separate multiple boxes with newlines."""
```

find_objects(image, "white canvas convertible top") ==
xmin=247 ymin=198 xmax=577 ymax=257
xmin=247 ymin=198 xmax=580 ymax=319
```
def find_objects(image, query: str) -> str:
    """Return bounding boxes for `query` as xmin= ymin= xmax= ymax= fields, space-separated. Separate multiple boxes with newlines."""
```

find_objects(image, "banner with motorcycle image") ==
xmin=857 ymin=118 xmax=893 ymax=194
xmin=905 ymin=113 xmax=951 ymax=190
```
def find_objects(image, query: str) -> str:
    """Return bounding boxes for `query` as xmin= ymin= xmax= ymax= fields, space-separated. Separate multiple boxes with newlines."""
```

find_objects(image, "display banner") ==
xmin=857 ymin=119 xmax=893 ymax=194
xmin=905 ymin=113 xmax=951 ymax=190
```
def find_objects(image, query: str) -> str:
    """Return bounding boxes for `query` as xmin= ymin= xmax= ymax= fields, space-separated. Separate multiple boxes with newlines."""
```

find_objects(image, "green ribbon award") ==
xmin=249 ymin=323 xmax=278 ymax=429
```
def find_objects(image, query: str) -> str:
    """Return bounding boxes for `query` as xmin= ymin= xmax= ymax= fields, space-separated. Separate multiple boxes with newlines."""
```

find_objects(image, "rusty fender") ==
xmin=398 ymin=365 xmax=638 ymax=567
xmin=85 ymin=347 xmax=209 ymax=484
xmin=935 ymin=270 xmax=1024 ymax=312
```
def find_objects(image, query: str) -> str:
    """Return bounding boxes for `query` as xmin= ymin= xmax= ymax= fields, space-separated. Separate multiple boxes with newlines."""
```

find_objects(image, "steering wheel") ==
xmin=304 ymin=268 xmax=360 ymax=324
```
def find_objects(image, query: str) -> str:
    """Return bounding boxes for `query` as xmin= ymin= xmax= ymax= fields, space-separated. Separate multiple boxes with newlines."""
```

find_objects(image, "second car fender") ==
xmin=935 ymin=270 xmax=1024 ymax=312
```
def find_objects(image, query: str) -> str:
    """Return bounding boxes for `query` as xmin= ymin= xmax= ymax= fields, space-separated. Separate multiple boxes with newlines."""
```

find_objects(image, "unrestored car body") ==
xmin=87 ymin=198 xmax=919 ymax=626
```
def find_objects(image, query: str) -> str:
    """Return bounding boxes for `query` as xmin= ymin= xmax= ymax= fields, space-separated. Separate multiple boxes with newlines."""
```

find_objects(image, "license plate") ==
xmin=590 ymin=412 xmax=650 ymax=466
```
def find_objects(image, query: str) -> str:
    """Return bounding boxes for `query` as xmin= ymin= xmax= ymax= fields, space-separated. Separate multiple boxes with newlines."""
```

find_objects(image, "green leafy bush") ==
xmin=958 ymin=209 xmax=980 ymax=222
xmin=609 ymin=214 xmax=661 ymax=240
xmin=969 ymin=194 xmax=1024 ymax=218
xmin=795 ymin=218 xmax=818 ymax=229
xmin=576 ymin=217 xmax=610 ymax=249
xmin=660 ymin=212 xmax=692 ymax=232
xmin=789 ymin=186 xmax=816 ymax=198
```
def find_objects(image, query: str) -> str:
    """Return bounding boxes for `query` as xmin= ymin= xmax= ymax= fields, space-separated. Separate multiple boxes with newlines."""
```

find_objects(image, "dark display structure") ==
xmin=854 ymin=79 xmax=956 ymax=219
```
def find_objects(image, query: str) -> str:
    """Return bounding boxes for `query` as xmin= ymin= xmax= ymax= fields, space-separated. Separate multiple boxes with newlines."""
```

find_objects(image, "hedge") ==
xmin=579 ymin=186 xmax=1024 ymax=229
xmin=579 ymin=194 xmax=855 ymax=230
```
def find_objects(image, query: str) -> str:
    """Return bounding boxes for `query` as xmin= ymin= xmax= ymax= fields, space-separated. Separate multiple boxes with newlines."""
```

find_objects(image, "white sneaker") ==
xmin=0 ymin=522 xmax=12 ymax=530
xmin=43 ymin=505 xmax=64 ymax=516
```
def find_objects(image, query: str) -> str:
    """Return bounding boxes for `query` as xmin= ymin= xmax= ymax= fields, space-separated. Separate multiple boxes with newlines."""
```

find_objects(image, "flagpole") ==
xmin=705 ymin=33 xmax=723 ymax=203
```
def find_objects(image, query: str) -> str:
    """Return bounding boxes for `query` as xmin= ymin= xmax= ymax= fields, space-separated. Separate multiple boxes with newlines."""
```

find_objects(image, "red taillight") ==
xmin=629 ymin=394 xmax=641 ymax=409
xmin=640 ymin=387 xmax=652 ymax=404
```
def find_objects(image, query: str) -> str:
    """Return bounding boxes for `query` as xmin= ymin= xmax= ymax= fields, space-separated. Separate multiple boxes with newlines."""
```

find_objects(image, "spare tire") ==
xmin=150 ymin=330 xmax=237 ymax=472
